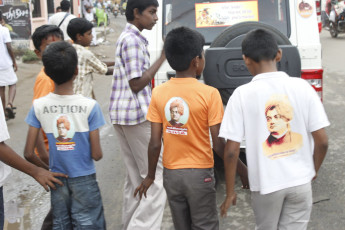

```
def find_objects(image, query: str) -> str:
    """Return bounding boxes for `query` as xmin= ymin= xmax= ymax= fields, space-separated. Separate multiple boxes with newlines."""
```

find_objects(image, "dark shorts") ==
xmin=163 ymin=168 xmax=219 ymax=230
xmin=51 ymin=174 xmax=106 ymax=230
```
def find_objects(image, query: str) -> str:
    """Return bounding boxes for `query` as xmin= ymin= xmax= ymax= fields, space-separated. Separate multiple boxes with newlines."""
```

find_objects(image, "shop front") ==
xmin=0 ymin=0 xmax=80 ymax=49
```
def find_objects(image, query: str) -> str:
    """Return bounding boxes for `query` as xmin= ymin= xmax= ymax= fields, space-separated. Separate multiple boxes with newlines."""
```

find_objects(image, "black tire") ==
xmin=330 ymin=22 xmax=338 ymax=37
xmin=211 ymin=21 xmax=291 ymax=48
xmin=209 ymin=22 xmax=291 ymax=103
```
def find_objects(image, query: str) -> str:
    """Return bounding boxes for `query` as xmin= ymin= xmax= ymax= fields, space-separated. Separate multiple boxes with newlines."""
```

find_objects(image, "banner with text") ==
xmin=0 ymin=3 xmax=31 ymax=40
xmin=195 ymin=1 xmax=258 ymax=28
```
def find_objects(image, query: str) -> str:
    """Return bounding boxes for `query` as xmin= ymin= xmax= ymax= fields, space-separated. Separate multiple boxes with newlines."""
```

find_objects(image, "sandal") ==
xmin=5 ymin=103 xmax=16 ymax=119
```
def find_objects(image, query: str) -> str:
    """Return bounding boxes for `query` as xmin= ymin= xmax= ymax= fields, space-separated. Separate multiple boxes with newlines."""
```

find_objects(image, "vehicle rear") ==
xmin=143 ymin=0 xmax=323 ymax=101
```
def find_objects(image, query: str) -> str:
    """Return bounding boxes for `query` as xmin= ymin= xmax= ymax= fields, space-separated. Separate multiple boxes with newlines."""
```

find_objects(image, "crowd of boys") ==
xmin=0 ymin=0 xmax=329 ymax=229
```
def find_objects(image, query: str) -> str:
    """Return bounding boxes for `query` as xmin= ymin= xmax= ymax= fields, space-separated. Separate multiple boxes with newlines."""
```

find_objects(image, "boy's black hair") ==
xmin=32 ymin=25 xmax=64 ymax=51
xmin=126 ymin=0 xmax=159 ymax=21
xmin=60 ymin=0 xmax=71 ymax=11
xmin=42 ymin=41 xmax=78 ymax=85
xmin=67 ymin=18 xmax=93 ymax=42
xmin=164 ymin=27 xmax=205 ymax=72
xmin=242 ymin=29 xmax=279 ymax=62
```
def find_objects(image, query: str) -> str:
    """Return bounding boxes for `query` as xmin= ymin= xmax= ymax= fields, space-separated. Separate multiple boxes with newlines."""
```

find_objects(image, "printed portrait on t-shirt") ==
xmin=165 ymin=97 xmax=189 ymax=127
xmin=262 ymin=94 xmax=303 ymax=159
xmin=54 ymin=115 xmax=75 ymax=143
xmin=164 ymin=97 xmax=190 ymax=135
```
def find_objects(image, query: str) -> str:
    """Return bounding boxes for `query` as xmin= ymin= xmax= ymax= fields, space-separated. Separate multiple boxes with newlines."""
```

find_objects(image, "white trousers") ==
xmin=113 ymin=121 xmax=166 ymax=230
xmin=251 ymin=182 xmax=312 ymax=230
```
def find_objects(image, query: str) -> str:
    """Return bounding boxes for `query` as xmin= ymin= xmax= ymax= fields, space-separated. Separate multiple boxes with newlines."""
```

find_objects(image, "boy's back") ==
xmin=26 ymin=93 xmax=104 ymax=176
xmin=148 ymin=77 xmax=223 ymax=169
xmin=24 ymin=41 xmax=106 ymax=229
xmin=219 ymin=29 xmax=329 ymax=229
xmin=220 ymin=71 xmax=329 ymax=194
xmin=72 ymin=43 xmax=107 ymax=98
xmin=0 ymin=25 xmax=12 ymax=70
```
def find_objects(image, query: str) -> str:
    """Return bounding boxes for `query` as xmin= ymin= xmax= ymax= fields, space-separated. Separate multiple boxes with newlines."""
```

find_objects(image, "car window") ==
xmin=163 ymin=0 xmax=290 ymax=44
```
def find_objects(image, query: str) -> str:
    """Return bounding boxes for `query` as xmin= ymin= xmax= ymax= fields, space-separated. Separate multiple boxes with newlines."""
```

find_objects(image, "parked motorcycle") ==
xmin=113 ymin=9 xmax=118 ymax=18
xmin=329 ymin=2 xmax=345 ymax=37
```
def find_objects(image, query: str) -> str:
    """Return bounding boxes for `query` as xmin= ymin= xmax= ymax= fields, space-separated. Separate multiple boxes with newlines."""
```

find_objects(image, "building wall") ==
xmin=31 ymin=0 xmax=80 ymax=33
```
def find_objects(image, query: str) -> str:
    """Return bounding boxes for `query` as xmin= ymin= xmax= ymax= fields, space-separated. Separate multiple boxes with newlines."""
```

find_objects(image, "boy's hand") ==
xmin=220 ymin=192 xmax=237 ymax=217
xmin=134 ymin=176 xmax=154 ymax=199
xmin=13 ymin=63 xmax=17 ymax=72
xmin=32 ymin=167 xmax=67 ymax=192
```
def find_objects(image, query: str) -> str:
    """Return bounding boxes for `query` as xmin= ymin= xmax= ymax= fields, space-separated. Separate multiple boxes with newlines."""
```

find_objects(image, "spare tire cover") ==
xmin=205 ymin=22 xmax=295 ymax=104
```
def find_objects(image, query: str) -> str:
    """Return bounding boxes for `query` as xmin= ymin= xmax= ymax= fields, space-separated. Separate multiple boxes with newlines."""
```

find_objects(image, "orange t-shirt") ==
xmin=33 ymin=68 xmax=55 ymax=154
xmin=147 ymin=78 xmax=224 ymax=169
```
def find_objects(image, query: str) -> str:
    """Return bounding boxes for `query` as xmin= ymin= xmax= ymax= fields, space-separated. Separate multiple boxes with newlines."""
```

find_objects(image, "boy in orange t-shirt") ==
xmin=30 ymin=25 xmax=64 ymax=166
xmin=135 ymin=27 xmax=248 ymax=229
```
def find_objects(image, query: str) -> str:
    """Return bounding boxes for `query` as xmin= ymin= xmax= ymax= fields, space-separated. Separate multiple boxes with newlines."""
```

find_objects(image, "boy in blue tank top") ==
xmin=24 ymin=41 xmax=106 ymax=229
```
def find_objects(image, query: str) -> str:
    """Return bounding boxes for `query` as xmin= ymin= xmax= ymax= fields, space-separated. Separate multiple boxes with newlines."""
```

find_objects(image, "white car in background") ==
xmin=143 ymin=0 xmax=324 ymax=172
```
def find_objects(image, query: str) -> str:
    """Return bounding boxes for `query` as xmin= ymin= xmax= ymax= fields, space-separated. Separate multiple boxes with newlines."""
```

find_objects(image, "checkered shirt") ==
xmin=72 ymin=44 xmax=107 ymax=98
xmin=109 ymin=23 xmax=151 ymax=125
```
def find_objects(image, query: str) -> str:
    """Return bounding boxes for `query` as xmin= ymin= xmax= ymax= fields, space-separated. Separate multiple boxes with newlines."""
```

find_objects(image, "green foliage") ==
xmin=22 ymin=50 xmax=39 ymax=63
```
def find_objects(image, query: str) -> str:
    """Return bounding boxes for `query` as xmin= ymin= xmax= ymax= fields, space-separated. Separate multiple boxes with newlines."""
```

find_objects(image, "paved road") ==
xmin=3 ymin=16 xmax=345 ymax=229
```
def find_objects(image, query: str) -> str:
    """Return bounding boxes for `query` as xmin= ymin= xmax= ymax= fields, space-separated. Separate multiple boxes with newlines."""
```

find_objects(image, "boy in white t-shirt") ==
xmin=0 ymin=99 xmax=66 ymax=229
xmin=219 ymin=29 xmax=330 ymax=230
xmin=0 ymin=10 xmax=18 ymax=120
xmin=24 ymin=41 xmax=106 ymax=229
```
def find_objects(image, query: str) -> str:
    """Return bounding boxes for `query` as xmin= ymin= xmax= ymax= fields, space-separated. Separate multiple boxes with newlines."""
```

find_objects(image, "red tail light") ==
xmin=316 ymin=0 xmax=322 ymax=33
xmin=301 ymin=69 xmax=323 ymax=101
xmin=151 ymin=78 xmax=155 ymax=88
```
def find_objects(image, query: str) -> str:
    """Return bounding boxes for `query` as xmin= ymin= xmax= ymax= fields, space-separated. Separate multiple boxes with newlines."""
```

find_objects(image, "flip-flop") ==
xmin=5 ymin=103 xmax=15 ymax=119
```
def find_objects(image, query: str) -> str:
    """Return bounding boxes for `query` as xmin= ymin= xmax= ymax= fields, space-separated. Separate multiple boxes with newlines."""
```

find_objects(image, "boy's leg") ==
xmin=7 ymin=84 xmax=16 ymax=107
xmin=70 ymin=174 xmax=106 ymax=230
xmin=51 ymin=178 xmax=73 ymax=230
xmin=251 ymin=189 xmax=286 ymax=230
xmin=5 ymin=84 xmax=16 ymax=119
xmin=278 ymin=182 xmax=312 ymax=230
xmin=186 ymin=168 xmax=219 ymax=230
xmin=41 ymin=208 xmax=53 ymax=230
xmin=113 ymin=124 xmax=141 ymax=228
xmin=163 ymin=168 xmax=192 ymax=230
xmin=113 ymin=121 xmax=166 ymax=230
xmin=0 ymin=87 xmax=5 ymax=115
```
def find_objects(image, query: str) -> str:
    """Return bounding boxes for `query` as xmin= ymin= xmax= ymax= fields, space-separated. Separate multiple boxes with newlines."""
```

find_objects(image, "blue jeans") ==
xmin=51 ymin=174 xmax=106 ymax=230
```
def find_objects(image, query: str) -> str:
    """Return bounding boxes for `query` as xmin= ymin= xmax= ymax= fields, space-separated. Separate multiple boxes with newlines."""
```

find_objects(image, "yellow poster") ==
xmin=195 ymin=1 xmax=258 ymax=28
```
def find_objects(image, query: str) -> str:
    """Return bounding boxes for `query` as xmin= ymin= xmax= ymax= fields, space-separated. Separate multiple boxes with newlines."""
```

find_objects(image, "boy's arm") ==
xmin=35 ymin=131 xmax=50 ymax=165
xmin=6 ymin=43 xmax=17 ymax=72
xmin=103 ymin=61 xmax=115 ymax=67
xmin=134 ymin=122 xmax=162 ymax=199
xmin=210 ymin=124 xmax=249 ymax=189
xmin=129 ymin=50 xmax=165 ymax=94
xmin=210 ymin=123 xmax=225 ymax=159
xmin=312 ymin=128 xmax=328 ymax=180
xmin=1 ymin=142 xmax=66 ymax=192
xmin=24 ymin=126 xmax=49 ymax=170
xmin=89 ymin=129 xmax=103 ymax=161
xmin=220 ymin=140 xmax=240 ymax=217
xmin=105 ymin=67 xmax=114 ymax=75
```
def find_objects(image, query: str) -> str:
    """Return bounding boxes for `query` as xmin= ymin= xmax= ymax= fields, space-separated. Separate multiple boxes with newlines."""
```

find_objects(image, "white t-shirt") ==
xmin=48 ymin=12 xmax=76 ymax=41
xmin=0 ymin=98 xmax=12 ymax=187
xmin=219 ymin=72 xmax=330 ymax=195
xmin=83 ymin=0 xmax=94 ymax=15
xmin=0 ymin=25 xmax=13 ymax=70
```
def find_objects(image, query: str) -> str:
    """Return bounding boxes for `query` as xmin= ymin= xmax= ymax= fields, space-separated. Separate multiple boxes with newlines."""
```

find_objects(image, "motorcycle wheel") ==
xmin=330 ymin=22 xmax=338 ymax=38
